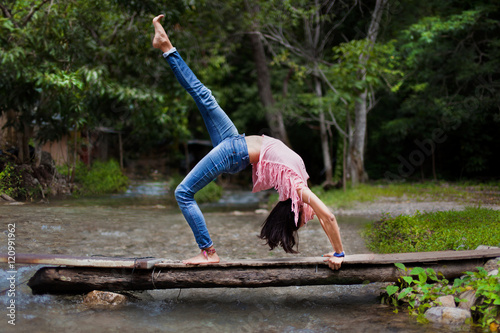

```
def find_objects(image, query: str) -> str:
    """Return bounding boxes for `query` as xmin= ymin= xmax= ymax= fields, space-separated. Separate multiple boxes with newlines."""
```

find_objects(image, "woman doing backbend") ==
xmin=152 ymin=14 xmax=344 ymax=270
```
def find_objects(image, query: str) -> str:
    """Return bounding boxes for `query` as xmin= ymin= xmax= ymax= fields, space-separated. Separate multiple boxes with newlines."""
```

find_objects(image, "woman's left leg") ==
xmin=175 ymin=136 xmax=249 ymax=263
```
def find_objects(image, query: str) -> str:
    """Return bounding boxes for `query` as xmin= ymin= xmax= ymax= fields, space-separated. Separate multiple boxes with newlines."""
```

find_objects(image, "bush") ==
xmin=168 ymin=174 xmax=222 ymax=204
xmin=382 ymin=263 xmax=500 ymax=330
xmin=193 ymin=181 xmax=223 ymax=204
xmin=0 ymin=161 xmax=24 ymax=198
xmin=363 ymin=207 xmax=500 ymax=253
xmin=59 ymin=160 xmax=129 ymax=195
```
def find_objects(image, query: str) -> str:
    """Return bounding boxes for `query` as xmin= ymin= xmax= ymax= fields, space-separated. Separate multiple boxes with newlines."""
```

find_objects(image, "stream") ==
xmin=0 ymin=182 xmax=478 ymax=332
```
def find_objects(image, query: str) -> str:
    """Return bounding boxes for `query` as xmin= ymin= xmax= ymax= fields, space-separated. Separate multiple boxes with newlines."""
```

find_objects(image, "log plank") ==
xmin=3 ymin=249 xmax=500 ymax=269
xmin=28 ymin=258 xmax=487 ymax=295
xmin=154 ymin=249 xmax=500 ymax=268
xmin=4 ymin=249 xmax=499 ymax=295
xmin=0 ymin=253 xmax=162 ymax=269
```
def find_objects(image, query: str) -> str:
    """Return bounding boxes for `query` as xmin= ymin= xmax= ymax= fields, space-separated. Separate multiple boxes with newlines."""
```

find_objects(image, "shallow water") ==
xmin=0 ymin=183 xmax=478 ymax=332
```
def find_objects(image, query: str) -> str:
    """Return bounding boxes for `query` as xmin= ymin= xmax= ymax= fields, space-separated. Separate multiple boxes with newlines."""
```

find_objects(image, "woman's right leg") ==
xmin=164 ymin=50 xmax=238 ymax=146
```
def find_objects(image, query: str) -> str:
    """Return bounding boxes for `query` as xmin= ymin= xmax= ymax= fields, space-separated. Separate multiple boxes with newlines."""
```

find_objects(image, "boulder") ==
xmin=83 ymin=290 xmax=127 ymax=308
xmin=40 ymin=151 xmax=54 ymax=167
xmin=458 ymin=290 xmax=477 ymax=311
xmin=476 ymin=245 xmax=500 ymax=250
xmin=435 ymin=295 xmax=456 ymax=308
xmin=488 ymin=269 xmax=499 ymax=277
xmin=484 ymin=257 xmax=500 ymax=272
xmin=424 ymin=306 xmax=471 ymax=325
xmin=0 ymin=193 xmax=16 ymax=202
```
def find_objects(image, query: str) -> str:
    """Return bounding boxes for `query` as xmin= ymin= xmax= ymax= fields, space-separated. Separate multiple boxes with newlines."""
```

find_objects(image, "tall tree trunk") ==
xmin=245 ymin=1 xmax=290 ymax=146
xmin=349 ymin=88 xmax=368 ymax=184
xmin=314 ymin=74 xmax=333 ymax=183
xmin=17 ymin=117 xmax=31 ymax=163
xmin=347 ymin=0 xmax=387 ymax=185
xmin=118 ymin=132 xmax=123 ymax=170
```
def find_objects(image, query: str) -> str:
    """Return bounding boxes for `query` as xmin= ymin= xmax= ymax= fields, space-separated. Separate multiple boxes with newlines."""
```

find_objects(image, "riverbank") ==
xmin=334 ymin=198 xmax=500 ymax=217
xmin=318 ymin=182 xmax=500 ymax=217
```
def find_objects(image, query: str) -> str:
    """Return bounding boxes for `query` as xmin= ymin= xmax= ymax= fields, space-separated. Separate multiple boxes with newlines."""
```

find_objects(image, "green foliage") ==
xmin=0 ymin=0 xmax=190 ymax=159
xmin=1 ymin=0 xmax=499 ymax=182
xmin=194 ymin=181 xmax=223 ymax=204
xmin=382 ymin=263 xmax=500 ymax=329
xmin=59 ymin=160 xmax=128 ymax=195
xmin=0 ymin=162 xmax=24 ymax=198
xmin=364 ymin=208 xmax=500 ymax=253
xmin=327 ymin=39 xmax=403 ymax=98
xmin=168 ymin=174 xmax=222 ymax=204
xmin=370 ymin=1 xmax=500 ymax=180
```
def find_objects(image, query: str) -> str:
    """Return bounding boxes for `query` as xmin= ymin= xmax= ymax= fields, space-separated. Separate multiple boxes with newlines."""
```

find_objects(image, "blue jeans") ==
xmin=165 ymin=50 xmax=250 ymax=249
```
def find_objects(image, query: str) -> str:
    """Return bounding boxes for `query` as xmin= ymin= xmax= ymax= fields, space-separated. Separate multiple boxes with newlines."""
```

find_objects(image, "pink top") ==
xmin=252 ymin=135 xmax=315 ymax=226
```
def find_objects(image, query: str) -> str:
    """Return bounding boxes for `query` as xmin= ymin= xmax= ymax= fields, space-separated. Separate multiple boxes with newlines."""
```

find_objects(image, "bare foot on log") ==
xmin=152 ymin=14 xmax=173 ymax=53
xmin=183 ymin=249 xmax=220 ymax=265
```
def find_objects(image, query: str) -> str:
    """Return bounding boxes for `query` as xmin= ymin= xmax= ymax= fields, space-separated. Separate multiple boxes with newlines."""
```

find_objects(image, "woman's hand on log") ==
xmin=323 ymin=253 xmax=343 ymax=270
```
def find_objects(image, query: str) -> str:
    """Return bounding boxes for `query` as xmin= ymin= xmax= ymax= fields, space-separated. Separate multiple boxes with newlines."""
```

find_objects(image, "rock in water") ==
xmin=83 ymin=290 xmax=127 ymax=308
xmin=424 ymin=307 xmax=471 ymax=325
xmin=435 ymin=295 xmax=455 ymax=308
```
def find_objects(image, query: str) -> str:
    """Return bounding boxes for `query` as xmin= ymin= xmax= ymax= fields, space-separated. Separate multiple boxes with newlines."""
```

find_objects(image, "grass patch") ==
xmin=312 ymin=182 xmax=499 ymax=208
xmin=363 ymin=207 xmax=500 ymax=253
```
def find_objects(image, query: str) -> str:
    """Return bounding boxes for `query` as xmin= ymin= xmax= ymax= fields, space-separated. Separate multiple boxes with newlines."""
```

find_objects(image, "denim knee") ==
xmin=174 ymin=182 xmax=193 ymax=206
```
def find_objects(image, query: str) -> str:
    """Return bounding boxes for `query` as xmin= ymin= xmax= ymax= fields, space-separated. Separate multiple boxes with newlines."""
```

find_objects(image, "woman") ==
xmin=152 ymin=15 xmax=344 ymax=270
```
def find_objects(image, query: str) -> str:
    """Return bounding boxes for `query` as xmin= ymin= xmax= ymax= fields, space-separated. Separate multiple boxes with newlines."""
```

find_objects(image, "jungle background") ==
xmin=1 ymin=0 xmax=499 ymax=198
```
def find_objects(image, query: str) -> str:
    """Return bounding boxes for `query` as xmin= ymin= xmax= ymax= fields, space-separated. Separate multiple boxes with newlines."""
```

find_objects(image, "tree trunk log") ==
xmin=27 ymin=259 xmax=486 ymax=295
xmin=15 ymin=249 xmax=500 ymax=295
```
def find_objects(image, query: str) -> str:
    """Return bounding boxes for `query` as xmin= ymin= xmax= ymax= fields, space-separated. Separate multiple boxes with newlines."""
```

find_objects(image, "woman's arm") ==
xmin=297 ymin=187 xmax=344 ymax=270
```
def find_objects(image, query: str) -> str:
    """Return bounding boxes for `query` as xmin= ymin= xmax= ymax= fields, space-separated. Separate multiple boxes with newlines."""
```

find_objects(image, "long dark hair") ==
xmin=259 ymin=199 xmax=300 ymax=254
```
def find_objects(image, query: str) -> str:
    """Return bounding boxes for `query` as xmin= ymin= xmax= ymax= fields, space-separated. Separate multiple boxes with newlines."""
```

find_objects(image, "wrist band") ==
xmin=333 ymin=251 xmax=345 ymax=257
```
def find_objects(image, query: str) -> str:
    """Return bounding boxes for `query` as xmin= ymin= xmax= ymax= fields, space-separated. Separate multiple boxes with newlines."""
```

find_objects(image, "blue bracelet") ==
xmin=333 ymin=251 xmax=345 ymax=257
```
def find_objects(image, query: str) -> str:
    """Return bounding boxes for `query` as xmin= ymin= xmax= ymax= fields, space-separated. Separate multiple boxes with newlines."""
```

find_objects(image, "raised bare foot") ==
xmin=152 ymin=14 xmax=173 ymax=52
xmin=182 ymin=249 xmax=220 ymax=265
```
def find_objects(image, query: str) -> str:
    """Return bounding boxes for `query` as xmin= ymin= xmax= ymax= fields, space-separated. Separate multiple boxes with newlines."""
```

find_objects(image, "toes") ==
xmin=153 ymin=14 xmax=164 ymax=24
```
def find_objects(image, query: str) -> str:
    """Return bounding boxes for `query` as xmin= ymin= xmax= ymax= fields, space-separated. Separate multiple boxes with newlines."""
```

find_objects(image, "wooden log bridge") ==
xmin=1 ymin=249 xmax=499 ymax=295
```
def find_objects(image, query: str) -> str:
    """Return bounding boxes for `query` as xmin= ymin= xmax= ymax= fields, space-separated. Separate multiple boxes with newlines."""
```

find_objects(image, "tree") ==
xmin=262 ymin=0 xmax=359 ymax=185
xmin=0 ymin=0 xmax=190 ymax=170
xmin=378 ymin=1 xmax=500 ymax=180
xmin=262 ymin=0 xmax=396 ymax=186
xmin=245 ymin=0 xmax=290 ymax=146
xmin=347 ymin=0 xmax=387 ymax=185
